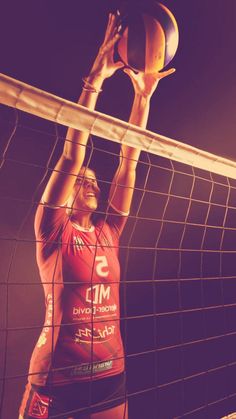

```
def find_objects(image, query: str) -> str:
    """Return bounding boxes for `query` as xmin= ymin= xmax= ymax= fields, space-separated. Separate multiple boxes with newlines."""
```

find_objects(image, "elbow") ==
xmin=56 ymin=155 xmax=82 ymax=176
xmin=61 ymin=152 xmax=83 ymax=168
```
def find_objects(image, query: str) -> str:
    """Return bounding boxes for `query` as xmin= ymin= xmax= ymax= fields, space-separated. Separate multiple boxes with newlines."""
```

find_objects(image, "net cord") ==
xmin=1 ymin=72 xmax=236 ymax=179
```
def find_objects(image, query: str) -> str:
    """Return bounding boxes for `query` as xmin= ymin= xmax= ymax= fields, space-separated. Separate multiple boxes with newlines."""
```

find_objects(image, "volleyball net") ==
xmin=1 ymin=73 xmax=236 ymax=418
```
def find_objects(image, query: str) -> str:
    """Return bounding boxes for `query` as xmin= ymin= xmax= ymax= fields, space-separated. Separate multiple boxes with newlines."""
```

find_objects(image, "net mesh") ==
xmin=1 ymin=77 xmax=236 ymax=418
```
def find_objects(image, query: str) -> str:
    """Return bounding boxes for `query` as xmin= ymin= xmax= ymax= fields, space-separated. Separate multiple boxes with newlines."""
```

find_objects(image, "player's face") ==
xmin=73 ymin=168 xmax=100 ymax=212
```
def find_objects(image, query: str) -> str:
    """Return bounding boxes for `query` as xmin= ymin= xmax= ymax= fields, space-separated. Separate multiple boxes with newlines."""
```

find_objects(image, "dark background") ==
xmin=1 ymin=0 xmax=236 ymax=157
xmin=1 ymin=1 xmax=236 ymax=418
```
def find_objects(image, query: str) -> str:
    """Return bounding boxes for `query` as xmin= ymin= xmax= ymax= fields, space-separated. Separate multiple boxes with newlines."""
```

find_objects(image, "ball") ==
xmin=117 ymin=1 xmax=179 ymax=73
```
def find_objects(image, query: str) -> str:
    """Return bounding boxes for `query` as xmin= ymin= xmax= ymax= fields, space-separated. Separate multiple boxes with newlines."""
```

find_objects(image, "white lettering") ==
xmin=74 ymin=325 xmax=115 ymax=343
xmin=73 ymin=306 xmax=96 ymax=316
xmin=86 ymin=284 xmax=111 ymax=305
xmin=71 ymin=360 xmax=113 ymax=376
xmin=72 ymin=304 xmax=117 ymax=318
xmin=36 ymin=294 xmax=53 ymax=348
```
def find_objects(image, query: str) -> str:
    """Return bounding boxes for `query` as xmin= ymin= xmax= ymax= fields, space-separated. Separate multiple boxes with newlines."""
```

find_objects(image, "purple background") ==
xmin=1 ymin=1 xmax=236 ymax=418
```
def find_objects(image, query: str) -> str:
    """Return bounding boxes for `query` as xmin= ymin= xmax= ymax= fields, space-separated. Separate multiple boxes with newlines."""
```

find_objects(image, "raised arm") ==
xmin=42 ymin=14 xmax=123 ymax=207
xmin=108 ymin=67 xmax=176 ymax=215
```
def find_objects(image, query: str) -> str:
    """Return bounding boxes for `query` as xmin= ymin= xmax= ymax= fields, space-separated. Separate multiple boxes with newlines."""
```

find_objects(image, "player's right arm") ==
xmin=42 ymin=14 xmax=123 ymax=207
xmin=42 ymin=82 xmax=101 ymax=207
xmin=108 ymin=68 xmax=176 ymax=224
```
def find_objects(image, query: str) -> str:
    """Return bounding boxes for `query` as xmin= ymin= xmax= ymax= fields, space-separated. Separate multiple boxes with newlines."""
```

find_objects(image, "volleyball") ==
xmin=117 ymin=1 xmax=179 ymax=73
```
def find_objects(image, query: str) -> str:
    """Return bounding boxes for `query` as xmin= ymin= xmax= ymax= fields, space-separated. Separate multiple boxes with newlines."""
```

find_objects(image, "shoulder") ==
xmin=101 ymin=205 xmax=129 ymax=238
xmin=95 ymin=216 xmax=125 ymax=247
xmin=34 ymin=202 xmax=68 ymax=238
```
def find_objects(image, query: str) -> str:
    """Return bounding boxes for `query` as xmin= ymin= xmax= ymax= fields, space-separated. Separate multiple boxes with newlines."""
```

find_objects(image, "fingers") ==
xmin=123 ymin=68 xmax=131 ymax=75
xmin=110 ymin=32 xmax=121 ymax=48
xmin=104 ymin=13 xmax=120 ymax=43
xmin=123 ymin=67 xmax=137 ymax=78
xmin=114 ymin=61 xmax=125 ymax=70
xmin=124 ymin=67 xmax=176 ymax=79
xmin=100 ymin=32 xmax=120 ymax=55
xmin=103 ymin=13 xmax=113 ymax=43
xmin=158 ymin=67 xmax=176 ymax=79
xmin=101 ymin=13 xmax=121 ymax=55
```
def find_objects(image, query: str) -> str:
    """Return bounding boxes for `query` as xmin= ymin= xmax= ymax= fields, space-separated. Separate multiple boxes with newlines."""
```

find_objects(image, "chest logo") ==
xmin=73 ymin=235 xmax=85 ymax=251
xmin=86 ymin=284 xmax=111 ymax=305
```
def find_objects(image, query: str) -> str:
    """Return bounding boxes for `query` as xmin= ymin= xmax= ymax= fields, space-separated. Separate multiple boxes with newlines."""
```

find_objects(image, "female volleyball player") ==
xmin=19 ymin=13 xmax=174 ymax=419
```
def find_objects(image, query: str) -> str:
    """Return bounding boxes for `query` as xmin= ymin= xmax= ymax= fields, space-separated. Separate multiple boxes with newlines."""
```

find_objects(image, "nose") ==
xmin=86 ymin=181 xmax=94 ymax=190
xmin=85 ymin=181 xmax=100 ymax=195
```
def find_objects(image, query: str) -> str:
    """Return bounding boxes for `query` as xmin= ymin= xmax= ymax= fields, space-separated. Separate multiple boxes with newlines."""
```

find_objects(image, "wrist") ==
xmin=84 ymin=73 xmax=105 ymax=91
xmin=129 ymin=94 xmax=151 ymax=128
xmin=134 ymin=93 xmax=151 ymax=107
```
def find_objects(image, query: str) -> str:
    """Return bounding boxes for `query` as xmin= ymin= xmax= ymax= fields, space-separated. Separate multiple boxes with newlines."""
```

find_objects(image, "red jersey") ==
xmin=29 ymin=204 xmax=127 ymax=386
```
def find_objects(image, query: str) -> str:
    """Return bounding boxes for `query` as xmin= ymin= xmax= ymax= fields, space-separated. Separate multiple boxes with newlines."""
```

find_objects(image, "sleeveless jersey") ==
xmin=29 ymin=204 xmax=127 ymax=386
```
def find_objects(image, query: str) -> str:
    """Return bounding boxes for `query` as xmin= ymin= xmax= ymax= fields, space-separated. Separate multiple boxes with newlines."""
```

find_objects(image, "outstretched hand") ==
xmin=123 ymin=67 xmax=176 ymax=97
xmin=88 ymin=13 xmax=124 ymax=82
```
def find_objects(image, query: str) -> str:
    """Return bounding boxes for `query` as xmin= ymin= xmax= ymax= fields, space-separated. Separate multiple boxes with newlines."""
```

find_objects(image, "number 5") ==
xmin=95 ymin=255 xmax=109 ymax=277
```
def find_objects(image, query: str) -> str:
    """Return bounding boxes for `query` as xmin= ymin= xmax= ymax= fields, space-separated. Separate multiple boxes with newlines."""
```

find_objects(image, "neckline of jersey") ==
xmin=71 ymin=221 xmax=95 ymax=233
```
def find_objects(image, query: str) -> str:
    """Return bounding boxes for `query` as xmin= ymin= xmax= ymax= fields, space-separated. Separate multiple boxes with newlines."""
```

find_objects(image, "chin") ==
xmin=85 ymin=202 xmax=98 ymax=212
xmin=90 ymin=204 xmax=98 ymax=212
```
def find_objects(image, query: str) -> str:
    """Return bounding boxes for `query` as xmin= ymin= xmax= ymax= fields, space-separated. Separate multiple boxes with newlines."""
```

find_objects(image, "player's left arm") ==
xmin=108 ymin=68 xmax=176 ymax=216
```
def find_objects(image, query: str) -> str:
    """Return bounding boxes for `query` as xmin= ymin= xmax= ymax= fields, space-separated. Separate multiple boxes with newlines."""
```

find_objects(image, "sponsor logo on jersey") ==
xmin=73 ymin=303 xmax=117 ymax=318
xmin=72 ymin=284 xmax=117 ymax=320
xmin=73 ymin=235 xmax=85 ymax=251
xmin=74 ymin=325 xmax=115 ymax=344
xmin=28 ymin=391 xmax=51 ymax=418
xmin=37 ymin=294 xmax=53 ymax=348
xmin=86 ymin=284 xmax=110 ymax=304
xmin=71 ymin=360 xmax=113 ymax=376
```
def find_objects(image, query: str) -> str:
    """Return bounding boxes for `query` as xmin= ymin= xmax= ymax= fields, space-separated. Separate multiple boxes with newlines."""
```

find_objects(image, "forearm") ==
xmin=109 ymin=93 xmax=151 ymax=213
xmin=119 ymin=93 xmax=150 ymax=165
xmin=64 ymin=74 xmax=104 ymax=161
xmin=42 ymin=76 xmax=105 ymax=205
xmin=129 ymin=93 xmax=151 ymax=128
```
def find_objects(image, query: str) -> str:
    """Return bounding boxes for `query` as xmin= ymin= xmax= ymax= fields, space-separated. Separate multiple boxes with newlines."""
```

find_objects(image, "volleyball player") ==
xmin=19 ymin=13 xmax=174 ymax=419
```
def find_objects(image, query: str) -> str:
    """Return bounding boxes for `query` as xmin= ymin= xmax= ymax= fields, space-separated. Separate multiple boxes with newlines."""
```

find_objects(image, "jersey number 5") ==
xmin=95 ymin=255 xmax=109 ymax=277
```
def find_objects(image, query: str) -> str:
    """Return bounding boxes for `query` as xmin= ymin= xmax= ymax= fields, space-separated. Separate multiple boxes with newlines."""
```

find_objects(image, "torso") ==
xmin=29 ymin=205 xmax=126 ymax=386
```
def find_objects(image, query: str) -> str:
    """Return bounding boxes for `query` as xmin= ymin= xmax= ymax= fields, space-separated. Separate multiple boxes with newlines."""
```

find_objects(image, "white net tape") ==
xmin=1 ymin=72 xmax=236 ymax=179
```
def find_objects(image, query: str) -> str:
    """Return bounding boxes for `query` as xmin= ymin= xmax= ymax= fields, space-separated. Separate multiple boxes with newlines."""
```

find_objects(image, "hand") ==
xmin=88 ymin=13 xmax=124 ymax=84
xmin=123 ymin=67 xmax=176 ymax=98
